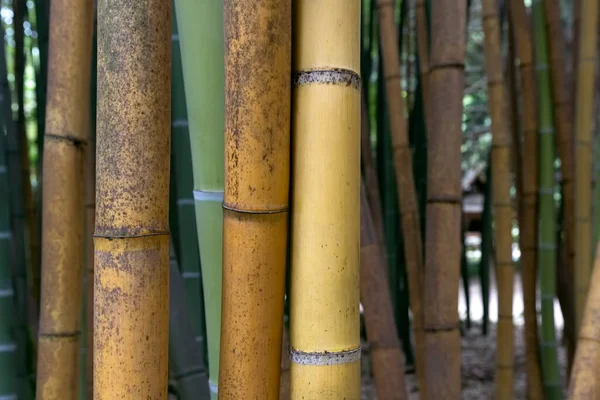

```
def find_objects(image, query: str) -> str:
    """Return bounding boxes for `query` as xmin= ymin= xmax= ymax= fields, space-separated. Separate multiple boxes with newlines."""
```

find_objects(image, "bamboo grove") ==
xmin=2 ymin=0 xmax=600 ymax=399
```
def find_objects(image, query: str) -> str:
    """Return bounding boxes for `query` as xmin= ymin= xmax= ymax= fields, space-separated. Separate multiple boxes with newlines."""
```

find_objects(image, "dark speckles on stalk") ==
xmin=293 ymin=68 xmax=361 ymax=90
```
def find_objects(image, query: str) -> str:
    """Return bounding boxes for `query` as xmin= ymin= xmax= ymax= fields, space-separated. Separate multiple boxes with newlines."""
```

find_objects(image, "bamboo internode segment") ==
xmin=94 ymin=1 xmax=171 ymax=398
xmin=376 ymin=0 xmax=425 ymax=393
xmin=218 ymin=1 xmax=290 ymax=398
xmin=569 ymin=243 xmax=600 ymax=398
xmin=290 ymin=1 xmax=360 ymax=398
xmin=360 ymin=182 xmax=408 ymax=400
xmin=574 ymin=0 xmax=598 ymax=336
xmin=424 ymin=1 xmax=466 ymax=398
xmin=174 ymin=1 xmax=225 ymax=397
xmin=508 ymin=1 xmax=543 ymax=397
xmin=35 ymin=0 xmax=94 ymax=397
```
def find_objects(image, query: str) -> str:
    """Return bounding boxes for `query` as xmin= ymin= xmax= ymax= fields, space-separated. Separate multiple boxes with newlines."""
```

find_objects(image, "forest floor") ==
xmin=360 ymin=323 xmax=568 ymax=399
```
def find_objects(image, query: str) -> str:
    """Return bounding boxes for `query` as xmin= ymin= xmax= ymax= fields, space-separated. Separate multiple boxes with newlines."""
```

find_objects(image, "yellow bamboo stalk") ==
xmin=508 ymin=1 xmax=544 ymax=397
xmin=481 ymin=1 xmax=515 ymax=397
xmin=94 ymin=1 xmax=171 ymax=398
xmin=35 ymin=0 xmax=93 ymax=397
xmin=218 ymin=1 xmax=291 ymax=398
xmin=423 ymin=1 xmax=466 ymax=398
xmin=376 ymin=0 xmax=426 ymax=393
xmin=289 ymin=1 xmax=361 ymax=398
xmin=574 ymin=0 xmax=598 ymax=335
xmin=569 ymin=242 xmax=600 ymax=398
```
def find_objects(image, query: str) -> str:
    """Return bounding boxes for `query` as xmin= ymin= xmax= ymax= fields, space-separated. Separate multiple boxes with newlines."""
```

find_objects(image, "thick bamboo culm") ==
xmin=376 ymin=0 xmax=425 ymax=392
xmin=174 ymin=1 xmax=225 ymax=397
xmin=532 ymin=1 xmax=562 ymax=397
xmin=423 ymin=1 xmax=466 ymax=398
xmin=360 ymin=181 xmax=408 ymax=400
xmin=218 ymin=1 xmax=291 ymax=398
xmin=35 ymin=0 xmax=94 ymax=397
xmin=289 ymin=1 xmax=361 ymax=399
xmin=481 ymin=0 xmax=515 ymax=397
xmin=574 ymin=0 xmax=599 ymax=335
xmin=94 ymin=1 xmax=171 ymax=398
xmin=508 ymin=1 xmax=543 ymax=398
xmin=569 ymin=242 xmax=600 ymax=398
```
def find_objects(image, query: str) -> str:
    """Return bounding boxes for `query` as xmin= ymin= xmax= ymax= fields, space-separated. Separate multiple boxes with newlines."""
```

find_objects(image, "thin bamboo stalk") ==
xmin=167 ymin=241 xmax=210 ymax=399
xmin=94 ymin=1 xmax=171 ymax=398
xmin=376 ymin=0 xmax=426 ymax=391
xmin=279 ymin=325 xmax=291 ymax=400
xmin=424 ymin=1 xmax=466 ymax=398
xmin=171 ymin=7 xmax=207 ymax=356
xmin=360 ymin=180 xmax=407 ymax=400
xmin=532 ymin=1 xmax=562 ymax=397
xmin=290 ymin=1 xmax=360 ymax=398
xmin=219 ymin=1 xmax=290 ymax=398
xmin=569 ymin=242 xmax=600 ymax=397
xmin=35 ymin=0 xmax=94 ymax=396
xmin=574 ymin=0 xmax=599 ymax=335
xmin=173 ymin=1 xmax=225 ymax=397
xmin=415 ymin=0 xmax=429 ymax=116
xmin=479 ymin=152 xmax=492 ymax=336
xmin=481 ymin=1 xmax=515 ymax=396
xmin=0 ymin=123 xmax=18 ymax=400
xmin=508 ymin=1 xmax=543 ymax=397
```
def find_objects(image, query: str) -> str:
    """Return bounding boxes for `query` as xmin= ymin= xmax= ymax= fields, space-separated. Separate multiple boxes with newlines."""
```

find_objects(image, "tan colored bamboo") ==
xmin=508 ymin=1 xmax=543 ymax=397
xmin=35 ymin=0 xmax=94 ymax=397
xmin=360 ymin=180 xmax=408 ymax=400
xmin=574 ymin=0 xmax=599 ymax=335
xmin=543 ymin=0 xmax=577 ymax=355
xmin=376 ymin=0 xmax=426 ymax=392
xmin=482 ymin=1 xmax=515 ymax=397
xmin=94 ymin=1 xmax=171 ymax=398
xmin=569 ymin=242 xmax=600 ymax=398
xmin=289 ymin=1 xmax=361 ymax=398
xmin=423 ymin=1 xmax=466 ymax=398
xmin=218 ymin=1 xmax=290 ymax=398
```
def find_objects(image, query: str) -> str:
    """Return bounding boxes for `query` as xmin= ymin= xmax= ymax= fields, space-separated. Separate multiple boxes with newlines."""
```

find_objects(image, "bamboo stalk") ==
xmin=290 ymin=1 xmax=361 ymax=398
xmin=569 ymin=242 xmax=600 ymax=398
xmin=94 ymin=1 xmax=171 ymax=398
xmin=532 ymin=1 xmax=562 ymax=397
xmin=481 ymin=1 xmax=515 ymax=396
xmin=424 ymin=1 xmax=466 ymax=397
xmin=479 ymin=152 xmax=492 ymax=336
xmin=415 ymin=0 xmax=429 ymax=116
xmin=173 ymin=1 xmax=225 ymax=397
xmin=0 ymin=122 xmax=18 ymax=400
xmin=35 ymin=0 xmax=94 ymax=396
xmin=574 ymin=0 xmax=599 ymax=335
xmin=507 ymin=1 xmax=544 ymax=397
xmin=168 ymin=241 xmax=210 ymax=399
xmin=376 ymin=0 xmax=426 ymax=391
xmin=360 ymin=180 xmax=408 ymax=400
xmin=170 ymin=7 xmax=207 ymax=357
xmin=218 ymin=1 xmax=290 ymax=398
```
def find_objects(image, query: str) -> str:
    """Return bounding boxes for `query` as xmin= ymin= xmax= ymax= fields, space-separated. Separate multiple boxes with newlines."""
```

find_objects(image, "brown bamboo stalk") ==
xmin=481 ymin=1 xmax=516 ymax=397
xmin=376 ymin=0 xmax=426 ymax=393
xmin=507 ymin=1 xmax=544 ymax=397
xmin=94 ymin=1 xmax=171 ymax=397
xmin=360 ymin=180 xmax=407 ymax=400
xmin=35 ymin=0 xmax=94 ymax=397
xmin=423 ymin=1 xmax=466 ymax=398
xmin=218 ymin=1 xmax=290 ymax=397
xmin=568 ymin=242 xmax=600 ymax=398
xmin=543 ymin=0 xmax=577 ymax=357
xmin=574 ymin=0 xmax=599 ymax=337
xmin=279 ymin=325 xmax=290 ymax=400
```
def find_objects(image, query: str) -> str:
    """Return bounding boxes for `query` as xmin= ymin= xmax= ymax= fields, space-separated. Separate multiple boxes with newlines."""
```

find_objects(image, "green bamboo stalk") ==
xmin=174 ymin=2 xmax=224 ymax=398
xmin=171 ymin=8 xmax=207 ymax=358
xmin=532 ymin=1 xmax=562 ymax=398
xmin=0 ymin=118 xmax=18 ymax=400
xmin=168 ymin=240 xmax=210 ymax=399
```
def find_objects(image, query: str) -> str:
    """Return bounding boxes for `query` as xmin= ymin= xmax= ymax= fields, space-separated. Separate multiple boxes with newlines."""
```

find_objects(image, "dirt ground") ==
xmin=360 ymin=323 xmax=568 ymax=399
